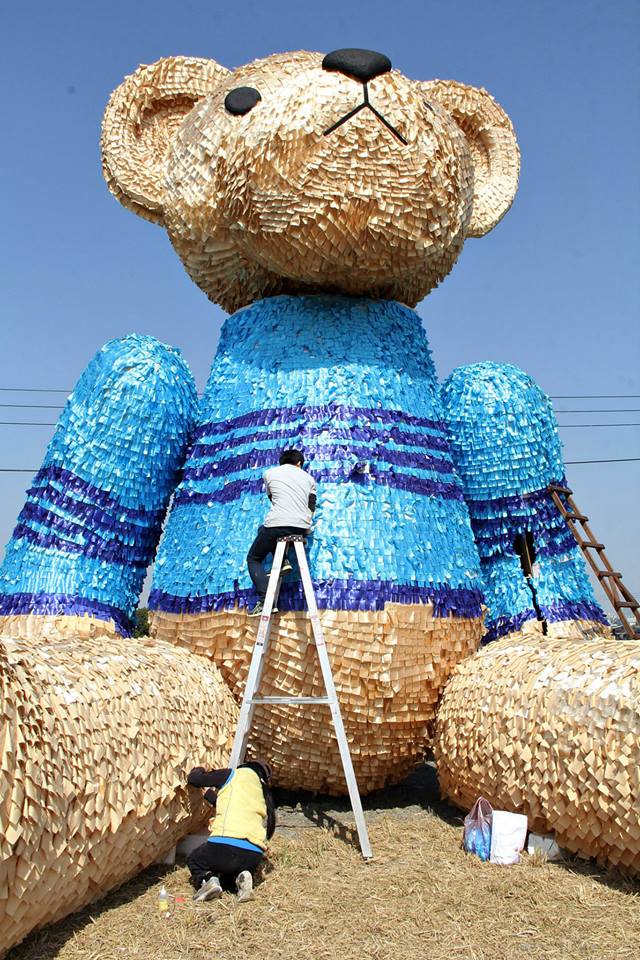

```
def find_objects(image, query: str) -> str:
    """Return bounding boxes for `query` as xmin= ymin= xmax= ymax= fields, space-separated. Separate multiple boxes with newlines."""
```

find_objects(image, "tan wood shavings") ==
xmin=0 ymin=613 xmax=122 ymax=642
xmin=101 ymin=57 xmax=230 ymax=225
xmin=102 ymin=52 xmax=519 ymax=313
xmin=151 ymin=604 xmax=482 ymax=794
xmin=433 ymin=632 xmax=640 ymax=874
xmin=0 ymin=634 xmax=237 ymax=956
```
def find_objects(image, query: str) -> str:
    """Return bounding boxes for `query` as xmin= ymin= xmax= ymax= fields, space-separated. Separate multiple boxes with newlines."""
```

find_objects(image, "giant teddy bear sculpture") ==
xmin=0 ymin=49 xmax=612 ymax=796
xmin=1 ymin=48 xmax=638 ymax=953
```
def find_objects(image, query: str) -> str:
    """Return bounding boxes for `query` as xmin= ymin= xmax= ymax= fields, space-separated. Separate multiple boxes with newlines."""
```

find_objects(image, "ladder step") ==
xmin=250 ymin=696 xmax=331 ymax=705
xmin=566 ymin=512 xmax=589 ymax=522
xmin=549 ymin=484 xmax=573 ymax=495
xmin=583 ymin=542 xmax=606 ymax=550
xmin=616 ymin=602 xmax=639 ymax=610
xmin=597 ymin=571 xmax=622 ymax=579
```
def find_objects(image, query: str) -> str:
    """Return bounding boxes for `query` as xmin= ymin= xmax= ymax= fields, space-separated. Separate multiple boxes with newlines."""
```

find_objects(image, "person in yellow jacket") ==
xmin=186 ymin=759 xmax=276 ymax=902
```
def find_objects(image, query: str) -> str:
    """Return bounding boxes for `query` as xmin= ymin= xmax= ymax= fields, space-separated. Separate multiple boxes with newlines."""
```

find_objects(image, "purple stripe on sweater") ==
xmin=536 ymin=536 xmax=581 ymax=559
xmin=12 ymin=522 xmax=150 ymax=567
xmin=193 ymin=403 xmax=448 ymax=439
xmin=472 ymin=517 xmax=566 ymax=542
xmin=19 ymin=501 xmax=157 ymax=558
xmin=173 ymin=468 xmax=464 ymax=507
xmin=0 ymin=591 xmax=132 ymax=636
xmin=464 ymin=483 xmax=579 ymax=559
xmin=31 ymin=464 xmax=165 ymax=521
xmin=188 ymin=423 xmax=451 ymax=460
xmin=149 ymin=580 xmax=484 ymax=618
xmin=465 ymin=480 xmax=565 ymax=513
xmin=469 ymin=502 xmax=561 ymax=532
xmin=483 ymin=599 xmax=609 ymax=643
xmin=20 ymin=500 xmax=91 ymax=543
xmin=27 ymin=482 xmax=157 ymax=542
xmin=174 ymin=478 xmax=263 ymax=505
xmin=473 ymin=526 xmax=577 ymax=560
xmin=481 ymin=609 xmax=538 ymax=643
xmin=542 ymin=599 xmax=608 ymax=626
xmin=183 ymin=444 xmax=455 ymax=483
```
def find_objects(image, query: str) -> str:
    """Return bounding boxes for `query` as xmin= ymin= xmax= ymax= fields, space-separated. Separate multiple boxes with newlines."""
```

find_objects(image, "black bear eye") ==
xmin=224 ymin=86 xmax=262 ymax=116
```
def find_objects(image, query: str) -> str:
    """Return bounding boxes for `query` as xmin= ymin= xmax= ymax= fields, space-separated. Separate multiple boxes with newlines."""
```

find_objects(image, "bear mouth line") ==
xmin=323 ymin=81 xmax=407 ymax=145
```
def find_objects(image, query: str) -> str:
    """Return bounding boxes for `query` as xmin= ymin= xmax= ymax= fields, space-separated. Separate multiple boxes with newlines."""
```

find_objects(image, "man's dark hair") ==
xmin=279 ymin=448 xmax=304 ymax=467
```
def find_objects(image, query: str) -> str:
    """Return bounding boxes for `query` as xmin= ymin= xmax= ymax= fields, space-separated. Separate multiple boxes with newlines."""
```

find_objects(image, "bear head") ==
xmin=102 ymin=48 xmax=519 ymax=313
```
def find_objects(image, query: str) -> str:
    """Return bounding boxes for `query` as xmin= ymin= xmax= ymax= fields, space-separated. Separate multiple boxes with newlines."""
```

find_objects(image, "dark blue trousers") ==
xmin=246 ymin=525 xmax=307 ymax=598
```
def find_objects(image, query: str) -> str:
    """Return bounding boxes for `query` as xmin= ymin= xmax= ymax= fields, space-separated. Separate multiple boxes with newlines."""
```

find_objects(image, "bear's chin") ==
xmin=214 ymin=232 xmax=464 ymax=312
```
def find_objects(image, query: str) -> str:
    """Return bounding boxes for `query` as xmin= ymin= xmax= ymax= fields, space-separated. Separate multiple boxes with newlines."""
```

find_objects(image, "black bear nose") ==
xmin=322 ymin=48 xmax=392 ymax=83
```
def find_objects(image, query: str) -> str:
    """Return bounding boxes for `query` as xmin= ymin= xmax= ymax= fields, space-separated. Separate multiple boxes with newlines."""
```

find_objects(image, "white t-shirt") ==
xmin=263 ymin=464 xmax=316 ymax=529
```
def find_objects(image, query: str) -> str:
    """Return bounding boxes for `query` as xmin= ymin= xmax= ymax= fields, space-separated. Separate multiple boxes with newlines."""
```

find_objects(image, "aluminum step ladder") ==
xmin=229 ymin=535 xmax=373 ymax=860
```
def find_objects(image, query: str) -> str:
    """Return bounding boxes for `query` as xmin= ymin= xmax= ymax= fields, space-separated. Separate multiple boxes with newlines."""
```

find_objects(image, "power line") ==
xmin=0 ymin=388 xmax=70 ymax=394
xmin=565 ymin=458 xmax=640 ymax=464
xmin=558 ymin=423 xmax=640 ymax=428
xmin=2 ymin=419 xmax=639 ymax=431
xmin=0 ymin=404 xmax=64 ymax=410
xmin=3 ymin=402 xmax=640 ymax=416
xmin=555 ymin=409 xmax=640 ymax=414
xmin=549 ymin=395 xmax=640 ymax=399
xmin=1 ymin=457 xmax=639 ymax=474
xmin=2 ymin=387 xmax=640 ymax=399
xmin=1 ymin=380 xmax=639 ymax=397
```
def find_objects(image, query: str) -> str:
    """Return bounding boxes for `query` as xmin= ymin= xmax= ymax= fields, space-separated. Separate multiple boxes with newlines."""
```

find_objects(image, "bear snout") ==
xmin=322 ymin=80 xmax=408 ymax=145
xmin=322 ymin=47 xmax=392 ymax=83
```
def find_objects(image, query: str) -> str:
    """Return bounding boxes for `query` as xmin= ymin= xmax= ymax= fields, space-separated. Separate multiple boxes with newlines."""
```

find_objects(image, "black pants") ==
xmin=247 ymin=525 xmax=308 ymax=599
xmin=187 ymin=840 xmax=263 ymax=891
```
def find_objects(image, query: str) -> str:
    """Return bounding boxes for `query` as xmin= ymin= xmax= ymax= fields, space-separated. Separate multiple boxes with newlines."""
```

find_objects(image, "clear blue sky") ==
xmin=2 ymin=0 xmax=639 ymax=605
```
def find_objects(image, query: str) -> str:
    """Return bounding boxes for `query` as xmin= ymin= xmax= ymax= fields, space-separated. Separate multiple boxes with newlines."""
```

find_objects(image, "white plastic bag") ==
xmin=490 ymin=810 xmax=528 ymax=865
xmin=463 ymin=797 xmax=493 ymax=861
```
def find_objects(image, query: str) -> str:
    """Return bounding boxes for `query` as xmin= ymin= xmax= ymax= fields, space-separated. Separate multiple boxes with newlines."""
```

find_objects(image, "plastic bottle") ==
xmin=158 ymin=885 xmax=170 ymax=917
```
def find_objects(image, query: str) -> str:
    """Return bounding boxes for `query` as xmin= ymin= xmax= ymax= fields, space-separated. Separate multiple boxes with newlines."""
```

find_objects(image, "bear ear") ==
xmin=101 ymin=56 xmax=230 ymax=225
xmin=421 ymin=80 xmax=520 ymax=237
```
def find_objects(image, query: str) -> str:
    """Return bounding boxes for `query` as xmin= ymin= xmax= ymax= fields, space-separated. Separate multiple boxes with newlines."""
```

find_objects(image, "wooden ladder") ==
xmin=548 ymin=483 xmax=640 ymax=638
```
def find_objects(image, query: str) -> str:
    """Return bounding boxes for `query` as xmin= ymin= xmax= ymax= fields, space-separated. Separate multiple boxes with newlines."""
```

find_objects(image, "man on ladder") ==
xmin=236 ymin=451 xmax=374 ymax=859
xmin=246 ymin=448 xmax=317 ymax=617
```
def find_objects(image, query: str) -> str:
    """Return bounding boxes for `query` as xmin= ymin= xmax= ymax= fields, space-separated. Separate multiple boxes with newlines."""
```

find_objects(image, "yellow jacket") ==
xmin=209 ymin=768 xmax=267 ymax=850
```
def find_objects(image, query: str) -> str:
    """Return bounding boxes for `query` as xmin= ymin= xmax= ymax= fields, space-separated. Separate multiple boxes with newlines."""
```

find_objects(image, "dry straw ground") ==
xmin=7 ymin=798 xmax=639 ymax=960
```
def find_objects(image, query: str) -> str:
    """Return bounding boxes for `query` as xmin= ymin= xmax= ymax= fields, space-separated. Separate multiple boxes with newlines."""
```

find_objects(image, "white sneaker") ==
xmin=193 ymin=875 xmax=222 ymax=902
xmin=236 ymin=870 xmax=254 ymax=902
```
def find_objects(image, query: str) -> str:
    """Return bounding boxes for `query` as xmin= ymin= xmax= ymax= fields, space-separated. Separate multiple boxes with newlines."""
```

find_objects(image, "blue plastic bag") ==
xmin=463 ymin=797 xmax=493 ymax=861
